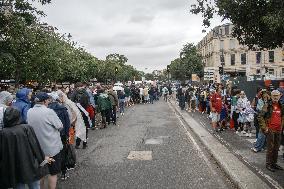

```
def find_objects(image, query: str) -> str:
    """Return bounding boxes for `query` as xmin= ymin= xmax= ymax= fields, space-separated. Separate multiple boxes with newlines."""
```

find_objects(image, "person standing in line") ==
xmin=231 ymin=89 xmax=241 ymax=133
xmin=12 ymin=88 xmax=32 ymax=123
xmin=108 ymin=86 xmax=119 ymax=125
xmin=0 ymin=107 xmax=50 ymax=189
xmin=117 ymin=90 xmax=126 ymax=116
xmin=148 ymin=86 xmax=155 ymax=104
xmin=139 ymin=86 xmax=144 ymax=104
xmin=251 ymin=90 xmax=270 ymax=153
xmin=124 ymin=86 xmax=131 ymax=107
xmin=0 ymin=91 xmax=14 ymax=130
xmin=259 ymin=90 xmax=284 ymax=172
xmin=48 ymin=92 xmax=71 ymax=180
xmin=162 ymin=86 xmax=169 ymax=102
xmin=27 ymin=92 xmax=63 ymax=189
xmin=97 ymin=89 xmax=112 ymax=129
xmin=210 ymin=87 xmax=223 ymax=132
xmin=143 ymin=86 xmax=149 ymax=104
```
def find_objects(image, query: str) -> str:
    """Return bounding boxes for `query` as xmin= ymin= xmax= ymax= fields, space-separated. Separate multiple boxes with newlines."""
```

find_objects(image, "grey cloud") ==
xmin=36 ymin=0 xmax=223 ymax=72
xmin=129 ymin=14 xmax=155 ymax=23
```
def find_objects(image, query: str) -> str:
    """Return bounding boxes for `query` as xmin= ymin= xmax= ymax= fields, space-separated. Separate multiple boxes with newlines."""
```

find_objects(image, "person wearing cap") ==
xmin=48 ymin=92 xmax=71 ymax=180
xmin=258 ymin=89 xmax=284 ymax=172
xmin=27 ymin=92 xmax=63 ymax=189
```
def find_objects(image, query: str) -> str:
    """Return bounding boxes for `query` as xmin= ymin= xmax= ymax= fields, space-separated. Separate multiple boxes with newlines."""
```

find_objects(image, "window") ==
xmin=282 ymin=48 xmax=284 ymax=61
xmin=269 ymin=51 xmax=274 ymax=63
xmin=256 ymin=52 xmax=261 ymax=64
xmin=225 ymin=25 xmax=230 ymax=35
xmin=268 ymin=69 xmax=274 ymax=75
xmin=220 ymin=40 xmax=224 ymax=50
xmin=231 ymin=54 xmax=235 ymax=65
xmin=229 ymin=39 xmax=235 ymax=49
xmin=241 ymin=53 xmax=246 ymax=65
xmin=282 ymin=68 xmax=284 ymax=76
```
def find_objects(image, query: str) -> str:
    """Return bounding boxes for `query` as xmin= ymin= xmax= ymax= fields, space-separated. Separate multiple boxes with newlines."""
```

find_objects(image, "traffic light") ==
xmin=167 ymin=65 xmax=170 ymax=73
xmin=219 ymin=66 xmax=223 ymax=74
xmin=115 ymin=66 xmax=118 ymax=74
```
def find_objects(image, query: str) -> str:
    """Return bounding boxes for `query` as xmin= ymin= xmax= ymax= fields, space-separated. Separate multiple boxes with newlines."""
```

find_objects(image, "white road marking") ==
xmin=127 ymin=151 xmax=152 ymax=160
xmin=168 ymin=103 xmax=222 ymax=179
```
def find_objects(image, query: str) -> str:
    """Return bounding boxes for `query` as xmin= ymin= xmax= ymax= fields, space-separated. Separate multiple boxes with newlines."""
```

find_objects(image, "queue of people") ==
xmin=0 ymin=82 xmax=159 ymax=189
xmin=176 ymin=83 xmax=284 ymax=172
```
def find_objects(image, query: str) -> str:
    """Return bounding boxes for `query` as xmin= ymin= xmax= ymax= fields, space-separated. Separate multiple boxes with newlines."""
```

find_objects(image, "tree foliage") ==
xmin=190 ymin=0 xmax=284 ymax=49
xmin=0 ymin=0 xmax=141 ymax=85
xmin=169 ymin=43 xmax=203 ymax=81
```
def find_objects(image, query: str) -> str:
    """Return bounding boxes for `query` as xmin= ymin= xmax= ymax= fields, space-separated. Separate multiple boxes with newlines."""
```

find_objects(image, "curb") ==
xmin=169 ymin=101 xmax=271 ymax=189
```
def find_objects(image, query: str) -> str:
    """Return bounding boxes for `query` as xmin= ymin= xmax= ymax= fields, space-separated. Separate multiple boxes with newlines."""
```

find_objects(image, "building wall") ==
xmin=197 ymin=23 xmax=284 ymax=80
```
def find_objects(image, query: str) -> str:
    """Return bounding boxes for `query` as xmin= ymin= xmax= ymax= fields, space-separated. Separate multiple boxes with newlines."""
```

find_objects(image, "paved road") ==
xmin=58 ymin=100 xmax=234 ymax=189
xmin=179 ymin=102 xmax=284 ymax=189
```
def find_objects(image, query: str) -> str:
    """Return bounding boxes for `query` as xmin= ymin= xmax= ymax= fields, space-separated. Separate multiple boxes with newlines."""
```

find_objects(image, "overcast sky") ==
xmin=35 ymin=0 xmax=223 ymax=73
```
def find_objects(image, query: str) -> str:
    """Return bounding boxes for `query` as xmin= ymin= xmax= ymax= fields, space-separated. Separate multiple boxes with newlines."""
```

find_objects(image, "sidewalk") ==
xmin=169 ymin=100 xmax=284 ymax=189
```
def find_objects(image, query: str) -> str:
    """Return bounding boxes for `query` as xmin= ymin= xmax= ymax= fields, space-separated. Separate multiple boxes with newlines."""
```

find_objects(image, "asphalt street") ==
xmin=58 ymin=100 xmax=235 ymax=189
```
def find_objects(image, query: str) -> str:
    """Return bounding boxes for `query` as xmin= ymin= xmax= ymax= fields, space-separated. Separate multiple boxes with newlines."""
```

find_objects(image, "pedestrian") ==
xmin=139 ymin=86 xmax=144 ymax=103
xmin=27 ymin=92 xmax=63 ymax=189
xmin=251 ymin=90 xmax=270 ymax=153
xmin=0 ymin=91 xmax=14 ymax=130
xmin=179 ymin=90 xmax=186 ymax=110
xmin=57 ymin=90 xmax=87 ymax=149
xmin=210 ymin=87 xmax=222 ymax=132
xmin=236 ymin=91 xmax=250 ymax=135
xmin=12 ymin=88 xmax=32 ymax=123
xmin=162 ymin=86 xmax=169 ymax=102
xmin=124 ymin=86 xmax=131 ymax=107
xmin=70 ymin=82 xmax=90 ymax=110
xmin=48 ymin=92 xmax=71 ymax=180
xmin=148 ymin=87 xmax=155 ymax=104
xmin=118 ymin=90 xmax=126 ymax=116
xmin=0 ymin=107 xmax=49 ymax=189
xmin=231 ymin=89 xmax=241 ymax=133
xmin=97 ymin=89 xmax=112 ymax=129
xmin=108 ymin=86 xmax=119 ymax=125
xmin=258 ymin=90 xmax=284 ymax=172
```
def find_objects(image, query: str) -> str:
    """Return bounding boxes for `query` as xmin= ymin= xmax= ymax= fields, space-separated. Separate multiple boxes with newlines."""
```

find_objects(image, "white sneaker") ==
xmin=235 ymin=131 xmax=239 ymax=134
xmin=249 ymin=133 xmax=252 ymax=138
xmin=241 ymin=131 xmax=246 ymax=135
xmin=246 ymin=133 xmax=249 ymax=137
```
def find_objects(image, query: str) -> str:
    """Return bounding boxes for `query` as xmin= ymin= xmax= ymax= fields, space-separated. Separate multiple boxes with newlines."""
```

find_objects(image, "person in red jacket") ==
xmin=210 ymin=87 xmax=223 ymax=132
xmin=259 ymin=90 xmax=284 ymax=172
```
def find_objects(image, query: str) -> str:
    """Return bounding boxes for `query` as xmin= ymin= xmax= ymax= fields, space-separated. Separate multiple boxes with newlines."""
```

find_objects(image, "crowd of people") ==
xmin=0 ymin=82 xmax=160 ymax=189
xmin=176 ymin=82 xmax=284 ymax=172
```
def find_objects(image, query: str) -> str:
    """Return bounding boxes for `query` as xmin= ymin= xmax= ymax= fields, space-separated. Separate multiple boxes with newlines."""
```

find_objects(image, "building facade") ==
xmin=197 ymin=23 xmax=284 ymax=80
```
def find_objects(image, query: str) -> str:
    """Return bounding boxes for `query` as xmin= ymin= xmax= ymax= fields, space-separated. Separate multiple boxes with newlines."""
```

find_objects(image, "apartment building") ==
xmin=197 ymin=23 xmax=284 ymax=80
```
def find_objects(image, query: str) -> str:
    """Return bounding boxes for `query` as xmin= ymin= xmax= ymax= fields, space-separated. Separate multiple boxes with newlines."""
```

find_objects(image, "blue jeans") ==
xmin=16 ymin=180 xmax=40 ymax=189
xmin=119 ymin=99 xmax=125 ymax=113
xmin=149 ymin=95 xmax=154 ymax=104
xmin=254 ymin=131 xmax=266 ymax=151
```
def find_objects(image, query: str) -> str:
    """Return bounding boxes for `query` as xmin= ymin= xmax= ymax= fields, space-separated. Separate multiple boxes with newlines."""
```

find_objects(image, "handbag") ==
xmin=65 ymin=144 xmax=76 ymax=169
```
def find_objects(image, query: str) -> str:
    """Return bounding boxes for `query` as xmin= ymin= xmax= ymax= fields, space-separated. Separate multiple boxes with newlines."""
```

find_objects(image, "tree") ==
xmin=169 ymin=43 xmax=203 ymax=81
xmin=190 ymin=0 xmax=284 ymax=49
